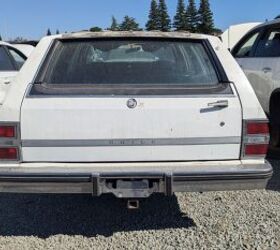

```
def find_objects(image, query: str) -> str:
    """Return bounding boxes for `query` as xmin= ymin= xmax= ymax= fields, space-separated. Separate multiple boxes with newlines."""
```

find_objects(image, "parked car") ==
xmin=231 ymin=19 xmax=280 ymax=146
xmin=0 ymin=41 xmax=28 ymax=103
xmin=0 ymin=32 xmax=272 ymax=205
xmin=221 ymin=22 xmax=261 ymax=51
xmin=12 ymin=44 xmax=35 ymax=57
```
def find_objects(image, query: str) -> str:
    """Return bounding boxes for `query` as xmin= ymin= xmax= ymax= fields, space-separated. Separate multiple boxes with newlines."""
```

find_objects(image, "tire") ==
xmin=270 ymin=123 xmax=280 ymax=147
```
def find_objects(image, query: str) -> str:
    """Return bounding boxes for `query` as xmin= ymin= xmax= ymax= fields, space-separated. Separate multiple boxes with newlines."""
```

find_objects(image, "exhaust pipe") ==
xmin=127 ymin=200 xmax=140 ymax=210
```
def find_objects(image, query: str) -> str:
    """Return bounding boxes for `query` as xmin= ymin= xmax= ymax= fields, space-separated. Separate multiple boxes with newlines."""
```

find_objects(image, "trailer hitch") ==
xmin=92 ymin=173 xmax=174 ymax=199
xmin=127 ymin=200 xmax=140 ymax=210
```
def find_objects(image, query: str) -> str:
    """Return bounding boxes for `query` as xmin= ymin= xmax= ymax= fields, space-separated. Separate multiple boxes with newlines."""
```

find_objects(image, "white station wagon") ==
xmin=0 ymin=32 xmax=272 ymax=205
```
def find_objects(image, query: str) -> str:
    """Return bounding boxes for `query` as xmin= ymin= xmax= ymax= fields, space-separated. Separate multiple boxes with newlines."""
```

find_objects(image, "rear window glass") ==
xmin=41 ymin=39 xmax=219 ymax=86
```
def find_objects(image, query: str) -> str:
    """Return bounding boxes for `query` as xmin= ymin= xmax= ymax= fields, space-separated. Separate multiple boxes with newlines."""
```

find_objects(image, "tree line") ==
xmin=1 ymin=0 xmax=218 ymax=41
xmin=104 ymin=0 xmax=219 ymax=34
xmin=46 ymin=29 xmax=61 ymax=36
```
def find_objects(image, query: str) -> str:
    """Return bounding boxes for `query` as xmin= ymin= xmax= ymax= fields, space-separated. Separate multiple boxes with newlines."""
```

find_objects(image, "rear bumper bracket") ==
xmin=92 ymin=174 xmax=100 ymax=196
xmin=165 ymin=172 xmax=173 ymax=196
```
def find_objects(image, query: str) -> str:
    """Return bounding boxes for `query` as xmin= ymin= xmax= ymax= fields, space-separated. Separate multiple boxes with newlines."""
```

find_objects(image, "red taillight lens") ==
xmin=247 ymin=123 xmax=269 ymax=135
xmin=243 ymin=120 xmax=270 ymax=158
xmin=245 ymin=144 xmax=269 ymax=156
xmin=0 ymin=126 xmax=15 ymax=138
xmin=0 ymin=123 xmax=19 ymax=161
xmin=0 ymin=148 xmax=18 ymax=160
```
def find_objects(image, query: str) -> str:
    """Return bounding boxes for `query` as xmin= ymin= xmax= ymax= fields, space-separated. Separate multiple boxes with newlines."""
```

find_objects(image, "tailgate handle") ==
xmin=208 ymin=100 xmax=229 ymax=108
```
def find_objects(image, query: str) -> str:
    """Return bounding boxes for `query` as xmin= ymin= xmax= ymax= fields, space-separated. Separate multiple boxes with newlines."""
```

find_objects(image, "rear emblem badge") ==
xmin=127 ymin=99 xmax=137 ymax=109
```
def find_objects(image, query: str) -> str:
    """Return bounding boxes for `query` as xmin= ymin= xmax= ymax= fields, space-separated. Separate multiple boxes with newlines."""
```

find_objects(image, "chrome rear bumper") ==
xmin=0 ymin=161 xmax=273 ymax=197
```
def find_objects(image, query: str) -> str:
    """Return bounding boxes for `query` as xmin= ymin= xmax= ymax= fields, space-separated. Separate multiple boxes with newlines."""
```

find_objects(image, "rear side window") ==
xmin=255 ymin=29 xmax=280 ymax=57
xmin=40 ymin=39 xmax=219 ymax=86
xmin=234 ymin=31 xmax=260 ymax=58
xmin=0 ymin=46 xmax=15 ymax=71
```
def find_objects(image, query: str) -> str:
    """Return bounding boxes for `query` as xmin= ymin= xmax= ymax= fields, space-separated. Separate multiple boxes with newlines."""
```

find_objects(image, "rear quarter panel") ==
xmin=208 ymin=36 xmax=267 ymax=120
xmin=0 ymin=36 xmax=59 ymax=122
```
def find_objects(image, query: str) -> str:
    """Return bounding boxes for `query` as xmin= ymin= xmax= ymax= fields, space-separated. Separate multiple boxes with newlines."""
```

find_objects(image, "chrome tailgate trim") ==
xmin=21 ymin=137 xmax=241 ymax=147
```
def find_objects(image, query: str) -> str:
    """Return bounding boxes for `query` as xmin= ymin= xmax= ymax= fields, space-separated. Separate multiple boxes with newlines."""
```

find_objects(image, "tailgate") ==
xmin=20 ymin=38 xmax=242 ymax=162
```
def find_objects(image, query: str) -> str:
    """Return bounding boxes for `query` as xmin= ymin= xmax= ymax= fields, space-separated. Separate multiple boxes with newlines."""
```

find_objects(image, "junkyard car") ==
xmin=0 ymin=32 xmax=272 ymax=201
xmin=232 ymin=18 xmax=280 ymax=146
xmin=12 ymin=44 xmax=35 ymax=58
xmin=0 ymin=41 xmax=27 ymax=103
xmin=221 ymin=22 xmax=261 ymax=51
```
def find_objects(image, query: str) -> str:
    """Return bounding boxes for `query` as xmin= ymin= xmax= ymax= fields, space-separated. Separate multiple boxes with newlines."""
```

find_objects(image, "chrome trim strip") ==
xmin=22 ymin=137 xmax=241 ymax=147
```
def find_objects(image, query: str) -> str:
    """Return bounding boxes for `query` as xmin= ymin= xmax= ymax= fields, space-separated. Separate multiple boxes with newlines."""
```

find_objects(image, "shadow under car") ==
xmin=0 ymin=193 xmax=195 ymax=238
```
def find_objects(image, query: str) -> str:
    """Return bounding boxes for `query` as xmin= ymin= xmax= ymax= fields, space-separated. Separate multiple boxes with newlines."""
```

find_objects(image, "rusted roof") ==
xmin=61 ymin=31 xmax=208 ymax=40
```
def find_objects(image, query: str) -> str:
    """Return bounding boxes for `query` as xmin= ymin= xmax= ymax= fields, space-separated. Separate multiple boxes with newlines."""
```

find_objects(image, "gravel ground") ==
xmin=0 ymin=160 xmax=279 ymax=250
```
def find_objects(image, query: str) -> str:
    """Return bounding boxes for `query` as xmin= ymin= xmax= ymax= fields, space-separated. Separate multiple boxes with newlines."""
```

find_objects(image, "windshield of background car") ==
xmin=40 ymin=39 xmax=219 ymax=86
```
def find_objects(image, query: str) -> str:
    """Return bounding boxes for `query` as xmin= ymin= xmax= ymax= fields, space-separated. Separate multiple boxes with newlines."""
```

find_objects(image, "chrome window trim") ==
xmin=25 ymin=93 xmax=236 ymax=99
xmin=25 ymin=82 xmax=235 ymax=99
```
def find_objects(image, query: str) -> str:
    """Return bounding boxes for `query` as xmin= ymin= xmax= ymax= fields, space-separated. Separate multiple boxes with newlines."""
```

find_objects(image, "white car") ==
xmin=0 ymin=41 xmax=27 ymax=102
xmin=0 ymin=32 xmax=272 ymax=204
xmin=231 ymin=19 xmax=280 ymax=146
xmin=221 ymin=22 xmax=261 ymax=51
xmin=12 ymin=44 xmax=35 ymax=57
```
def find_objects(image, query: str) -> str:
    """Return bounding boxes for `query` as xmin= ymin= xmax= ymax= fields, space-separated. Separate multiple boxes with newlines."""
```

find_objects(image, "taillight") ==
xmin=0 ymin=123 xmax=20 ymax=161
xmin=242 ymin=120 xmax=270 ymax=158
xmin=0 ymin=148 xmax=18 ymax=160
xmin=0 ymin=126 xmax=16 ymax=138
xmin=245 ymin=144 xmax=269 ymax=155
xmin=247 ymin=123 xmax=269 ymax=135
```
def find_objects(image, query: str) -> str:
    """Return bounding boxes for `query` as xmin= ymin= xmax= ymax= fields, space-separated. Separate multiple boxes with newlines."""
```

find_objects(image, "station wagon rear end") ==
xmin=0 ymin=32 xmax=272 ymax=202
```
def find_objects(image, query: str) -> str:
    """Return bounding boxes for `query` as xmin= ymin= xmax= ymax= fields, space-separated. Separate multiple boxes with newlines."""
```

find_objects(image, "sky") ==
xmin=0 ymin=0 xmax=279 ymax=40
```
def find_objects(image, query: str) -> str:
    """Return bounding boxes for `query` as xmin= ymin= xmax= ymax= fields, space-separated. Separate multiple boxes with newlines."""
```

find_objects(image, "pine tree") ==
xmin=173 ymin=0 xmax=186 ymax=31
xmin=146 ymin=0 xmax=159 ymax=31
xmin=186 ymin=0 xmax=198 ymax=33
xmin=197 ymin=0 xmax=214 ymax=34
xmin=46 ymin=28 xmax=52 ymax=36
xmin=56 ymin=29 xmax=60 ymax=35
xmin=158 ymin=0 xmax=171 ymax=32
xmin=110 ymin=16 xmax=119 ymax=31
xmin=120 ymin=16 xmax=141 ymax=31
xmin=0 ymin=34 xmax=2 ymax=41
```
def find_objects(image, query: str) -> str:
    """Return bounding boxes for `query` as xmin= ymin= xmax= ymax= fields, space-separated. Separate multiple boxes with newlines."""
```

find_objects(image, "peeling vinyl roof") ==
xmin=61 ymin=31 xmax=209 ymax=40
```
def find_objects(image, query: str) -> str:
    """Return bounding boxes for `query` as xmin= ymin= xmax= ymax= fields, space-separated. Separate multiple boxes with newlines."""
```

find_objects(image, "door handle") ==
xmin=263 ymin=67 xmax=272 ymax=73
xmin=208 ymin=100 xmax=229 ymax=108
